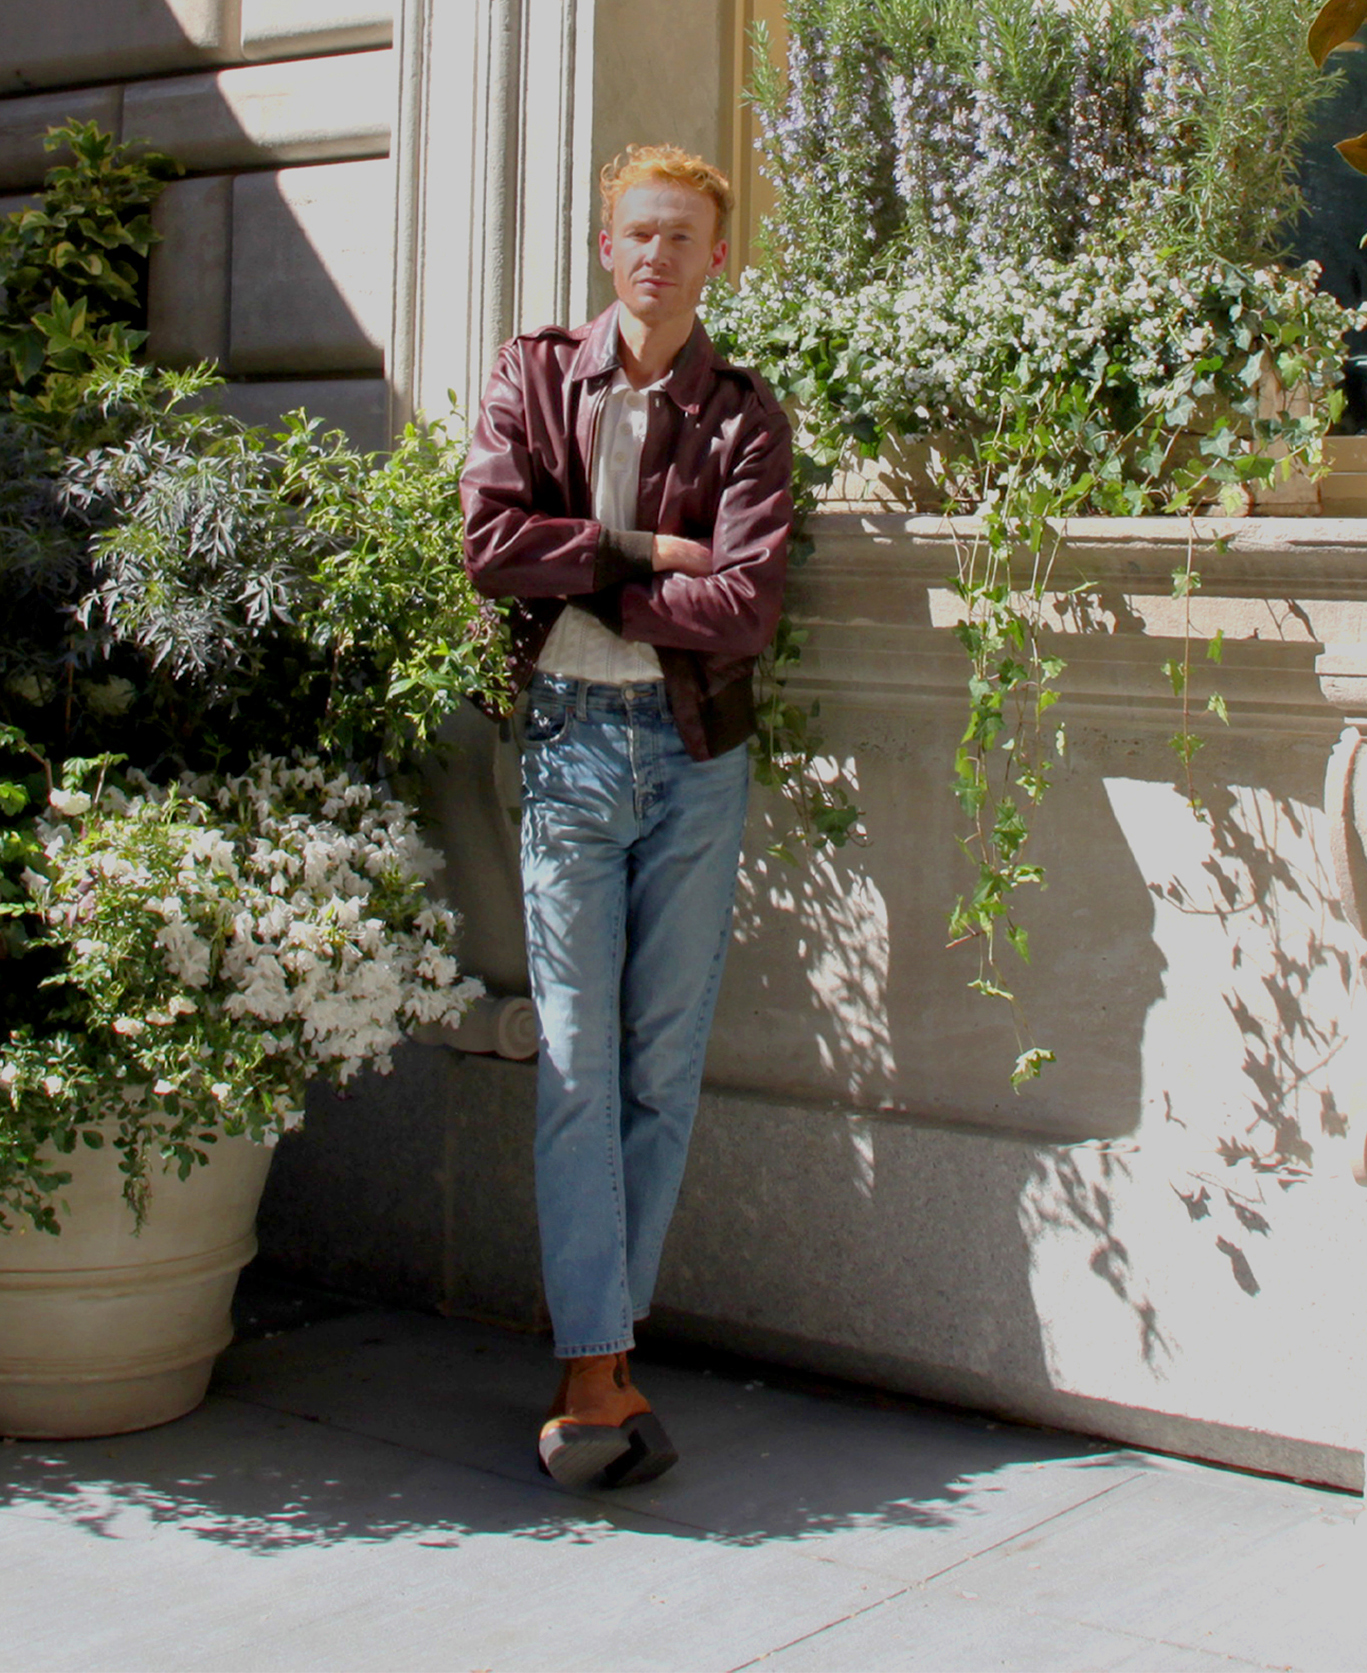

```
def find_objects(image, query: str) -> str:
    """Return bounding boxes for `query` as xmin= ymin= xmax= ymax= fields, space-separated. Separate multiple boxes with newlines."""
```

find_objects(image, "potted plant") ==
xmin=0 ymin=740 xmax=480 ymax=1436
xmin=0 ymin=126 xmax=509 ymax=1435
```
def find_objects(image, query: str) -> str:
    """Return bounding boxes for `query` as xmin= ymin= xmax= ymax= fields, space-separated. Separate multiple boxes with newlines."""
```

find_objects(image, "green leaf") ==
xmin=1310 ymin=0 xmax=1367 ymax=69
xmin=1010 ymin=1047 xmax=1056 ymax=1089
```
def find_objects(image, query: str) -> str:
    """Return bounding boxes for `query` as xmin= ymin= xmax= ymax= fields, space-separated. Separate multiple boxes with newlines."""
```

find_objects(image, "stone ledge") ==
xmin=798 ymin=514 xmax=1367 ymax=706
xmin=124 ymin=51 xmax=392 ymax=175
xmin=1 ymin=1 xmax=243 ymax=95
xmin=240 ymin=0 xmax=394 ymax=62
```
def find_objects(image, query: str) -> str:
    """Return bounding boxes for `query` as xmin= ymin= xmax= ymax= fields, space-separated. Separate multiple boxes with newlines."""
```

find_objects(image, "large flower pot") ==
xmin=0 ymin=1131 xmax=274 ymax=1439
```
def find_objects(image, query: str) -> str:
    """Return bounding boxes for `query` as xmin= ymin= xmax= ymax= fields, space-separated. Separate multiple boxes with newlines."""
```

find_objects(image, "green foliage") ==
xmin=708 ymin=251 xmax=1356 ymax=518
xmin=275 ymin=410 xmax=511 ymax=766
xmin=714 ymin=0 xmax=1366 ymax=1074
xmin=0 ymin=126 xmax=508 ymax=1223
xmin=750 ymin=446 xmax=863 ymax=856
xmin=0 ymin=357 xmax=508 ymax=780
xmin=0 ymin=122 xmax=178 ymax=414
xmin=752 ymin=614 xmax=862 ymax=859
xmin=1 ymin=747 xmax=477 ymax=1232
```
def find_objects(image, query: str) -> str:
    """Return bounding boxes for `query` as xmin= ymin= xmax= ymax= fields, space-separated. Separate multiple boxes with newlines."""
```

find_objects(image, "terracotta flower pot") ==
xmin=0 ymin=1130 xmax=274 ymax=1438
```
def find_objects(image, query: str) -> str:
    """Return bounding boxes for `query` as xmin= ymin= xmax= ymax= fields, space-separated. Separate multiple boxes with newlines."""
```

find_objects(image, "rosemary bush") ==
xmin=752 ymin=0 xmax=1332 ymax=283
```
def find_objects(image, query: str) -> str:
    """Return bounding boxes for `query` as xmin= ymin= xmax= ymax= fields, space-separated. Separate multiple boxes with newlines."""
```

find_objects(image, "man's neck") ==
xmin=615 ymin=305 xmax=694 ymax=390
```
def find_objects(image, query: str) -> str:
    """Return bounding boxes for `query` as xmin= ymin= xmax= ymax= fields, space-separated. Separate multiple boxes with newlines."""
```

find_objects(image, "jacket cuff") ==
xmin=594 ymin=527 xmax=656 ymax=589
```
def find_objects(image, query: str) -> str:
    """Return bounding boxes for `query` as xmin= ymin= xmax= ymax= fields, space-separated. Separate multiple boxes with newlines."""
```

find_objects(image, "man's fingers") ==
xmin=652 ymin=535 xmax=713 ymax=575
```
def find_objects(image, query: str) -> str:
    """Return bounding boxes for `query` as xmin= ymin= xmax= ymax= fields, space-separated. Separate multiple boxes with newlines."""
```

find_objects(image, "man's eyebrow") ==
xmin=621 ymin=215 xmax=702 ymax=233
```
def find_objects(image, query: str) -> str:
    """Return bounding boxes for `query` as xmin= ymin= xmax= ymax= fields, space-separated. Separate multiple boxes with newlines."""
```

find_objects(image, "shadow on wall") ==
xmin=690 ymin=628 xmax=1367 ymax=1403
xmin=0 ymin=0 xmax=394 ymax=450
xmin=1088 ymin=766 xmax=1363 ymax=1293
xmin=716 ymin=695 xmax=1163 ymax=1144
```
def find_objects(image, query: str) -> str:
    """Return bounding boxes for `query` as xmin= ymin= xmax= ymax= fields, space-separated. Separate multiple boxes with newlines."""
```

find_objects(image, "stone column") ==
xmin=389 ymin=0 xmax=589 ymax=429
xmin=388 ymin=0 xmax=729 ymax=430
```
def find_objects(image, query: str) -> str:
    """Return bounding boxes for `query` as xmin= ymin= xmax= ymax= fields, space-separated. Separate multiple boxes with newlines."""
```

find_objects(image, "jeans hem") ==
xmin=554 ymin=1334 xmax=636 ymax=1359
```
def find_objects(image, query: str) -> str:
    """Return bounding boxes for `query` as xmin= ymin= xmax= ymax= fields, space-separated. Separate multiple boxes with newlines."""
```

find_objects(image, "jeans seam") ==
xmin=603 ymin=867 xmax=633 ymax=1351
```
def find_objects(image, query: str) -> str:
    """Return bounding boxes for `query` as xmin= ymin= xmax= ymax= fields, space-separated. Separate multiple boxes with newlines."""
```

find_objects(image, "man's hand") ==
xmin=652 ymin=535 xmax=712 ymax=576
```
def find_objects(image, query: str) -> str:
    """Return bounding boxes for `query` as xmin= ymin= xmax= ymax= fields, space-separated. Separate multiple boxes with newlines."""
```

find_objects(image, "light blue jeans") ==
xmin=519 ymin=673 xmax=750 ymax=1358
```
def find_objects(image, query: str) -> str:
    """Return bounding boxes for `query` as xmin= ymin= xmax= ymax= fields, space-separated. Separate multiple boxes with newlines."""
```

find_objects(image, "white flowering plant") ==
xmin=707 ymin=250 xmax=1361 ymax=511
xmin=0 ymin=736 xmax=480 ymax=1233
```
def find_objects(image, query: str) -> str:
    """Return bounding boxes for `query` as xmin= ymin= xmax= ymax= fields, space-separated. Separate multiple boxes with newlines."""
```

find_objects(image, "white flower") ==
xmin=81 ymin=676 xmax=136 ymax=717
xmin=49 ymin=790 xmax=91 ymax=817
xmin=112 ymin=1016 xmax=145 ymax=1036
xmin=42 ymin=1074 xmax=63 ymax=1097
xmin=155 ymin=921 xmax=213 ymax=989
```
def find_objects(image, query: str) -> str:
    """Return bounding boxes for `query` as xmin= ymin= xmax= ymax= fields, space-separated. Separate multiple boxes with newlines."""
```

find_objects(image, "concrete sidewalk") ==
xmin=1 ymin=1273 xmax=1362 ymax=1673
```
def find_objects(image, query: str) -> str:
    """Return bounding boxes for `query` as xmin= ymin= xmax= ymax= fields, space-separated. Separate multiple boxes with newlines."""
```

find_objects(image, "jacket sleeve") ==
xmin=615 ymin=400 xmax=792 ymax=659
xmin=459 ymin=340 xmax=656 ymax=599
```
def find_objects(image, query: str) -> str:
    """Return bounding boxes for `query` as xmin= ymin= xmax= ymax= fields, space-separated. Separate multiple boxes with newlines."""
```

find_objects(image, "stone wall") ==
xmin=261 ymin=514 xmax=1367 ymax=1490
xmin=0 ymin=0 xmax=397 ymax=450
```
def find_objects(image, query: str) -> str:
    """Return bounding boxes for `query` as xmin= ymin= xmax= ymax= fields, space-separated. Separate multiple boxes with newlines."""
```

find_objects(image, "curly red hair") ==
xmin=599 ymin=144 xmax=733 ymax=240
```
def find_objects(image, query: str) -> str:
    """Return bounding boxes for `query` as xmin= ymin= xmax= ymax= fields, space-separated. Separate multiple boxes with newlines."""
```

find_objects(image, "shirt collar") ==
xmin=568 ymin=303 xmax=716 ymax=415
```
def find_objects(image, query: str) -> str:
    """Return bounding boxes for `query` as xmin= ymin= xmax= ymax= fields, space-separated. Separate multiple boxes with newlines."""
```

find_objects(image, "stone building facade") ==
xmin=6 ymin=0 xmax=1367 ymax=1490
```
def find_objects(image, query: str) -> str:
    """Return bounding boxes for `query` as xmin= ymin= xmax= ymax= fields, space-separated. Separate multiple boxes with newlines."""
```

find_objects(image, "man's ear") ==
xmin=599 ymin=229 xmax=614 ymax=271
xmin=708 ymin=240 xmax=728 ymax=278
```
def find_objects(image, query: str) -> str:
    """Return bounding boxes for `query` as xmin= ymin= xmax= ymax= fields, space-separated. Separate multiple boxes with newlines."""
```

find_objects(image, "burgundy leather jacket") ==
xmin=460 ymin=304 xmax=792 ymax=761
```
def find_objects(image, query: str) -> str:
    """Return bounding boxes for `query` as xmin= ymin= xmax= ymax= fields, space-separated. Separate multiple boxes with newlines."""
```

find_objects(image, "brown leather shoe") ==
xmin=538 ymin=1352 xmax=678 ymax=1490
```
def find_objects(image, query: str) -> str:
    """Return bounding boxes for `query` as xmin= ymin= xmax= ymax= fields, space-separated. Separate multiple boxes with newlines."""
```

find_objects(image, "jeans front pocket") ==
xmin=522 ymin=692 xmax=573 ymax=747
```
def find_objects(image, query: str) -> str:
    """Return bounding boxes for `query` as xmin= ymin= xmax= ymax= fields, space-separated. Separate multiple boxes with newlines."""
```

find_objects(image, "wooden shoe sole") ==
xmin=538 ymin=1410 xmax=678 ymax=1490
xmin=538 ymin=1419 xmax=632 ymax=1489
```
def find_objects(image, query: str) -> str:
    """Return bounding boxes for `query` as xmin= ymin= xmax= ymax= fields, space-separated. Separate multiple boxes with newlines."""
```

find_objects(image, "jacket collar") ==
xmin=567 ymin=303 xmax=716 ymax=415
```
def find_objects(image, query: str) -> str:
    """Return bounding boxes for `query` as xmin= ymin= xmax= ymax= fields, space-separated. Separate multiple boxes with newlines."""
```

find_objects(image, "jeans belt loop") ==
xmin=575 ymin=679 xmax=590 ymax=722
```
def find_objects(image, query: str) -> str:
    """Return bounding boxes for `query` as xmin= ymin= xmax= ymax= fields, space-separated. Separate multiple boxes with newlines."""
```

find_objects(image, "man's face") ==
xmin=599 ymin=181 xmax=727 ymax=331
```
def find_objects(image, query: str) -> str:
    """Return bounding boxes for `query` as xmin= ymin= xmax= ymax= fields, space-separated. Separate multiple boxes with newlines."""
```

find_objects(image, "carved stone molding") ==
xmin=793 ymin=514 xmax=1367 ymax=734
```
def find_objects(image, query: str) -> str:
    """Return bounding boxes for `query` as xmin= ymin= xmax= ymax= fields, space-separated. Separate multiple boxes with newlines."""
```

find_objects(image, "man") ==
xmin=460 ymin=144 xmax=792 ymax=1489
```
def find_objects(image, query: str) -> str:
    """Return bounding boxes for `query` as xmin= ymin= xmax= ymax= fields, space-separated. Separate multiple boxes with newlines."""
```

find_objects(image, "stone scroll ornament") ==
xmin=1318 ymin=649 xmax=1367 ymax=1183
xmin=1309 ymin=4 xmax=1367 ymax=1179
